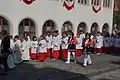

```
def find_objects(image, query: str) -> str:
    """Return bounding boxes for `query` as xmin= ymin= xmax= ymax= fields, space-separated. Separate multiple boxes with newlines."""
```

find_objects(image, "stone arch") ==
xmin=42 ymin=19 xmax=57 ymax=35
xmin=102 ymin=23 xmax=109 ymax=35
xmin=91 ymin=22 xmax=99 ymax=35
xmin=77 ymin=22 xmax=87 ymax=33
xmin=0 ymin=15 xmax=13 ymax=35
xmin=61 ymin=21 xmax=73 ymax=36
xmin=18 ymin=17 xmax=36 ymax=39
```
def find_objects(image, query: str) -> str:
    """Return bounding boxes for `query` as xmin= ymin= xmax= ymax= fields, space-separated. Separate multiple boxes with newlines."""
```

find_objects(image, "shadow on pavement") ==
xmin=96 ymin=78 xmax=111 ymax=80
xmin=0 ymin=62 xmax=90 ymax=80
xmin=111 ymin=61 xmax=120 ymax=65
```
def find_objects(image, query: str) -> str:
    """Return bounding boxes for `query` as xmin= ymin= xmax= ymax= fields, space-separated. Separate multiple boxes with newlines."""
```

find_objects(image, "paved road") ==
xmin=0 ymin=53 xmax=120 ymax=80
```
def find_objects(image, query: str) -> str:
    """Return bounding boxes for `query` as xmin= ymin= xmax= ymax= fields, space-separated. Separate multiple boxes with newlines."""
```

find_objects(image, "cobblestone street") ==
xmin=1 ymin=54 xmax=120 ymax=80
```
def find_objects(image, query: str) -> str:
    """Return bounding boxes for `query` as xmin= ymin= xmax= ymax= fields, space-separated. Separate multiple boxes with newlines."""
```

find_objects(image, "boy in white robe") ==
xmin=30 ymin=36 xmax=38 ymax=60
xmin=22 ymin=35 xmax=31 ymax=61
xmin=95 ymin=32 xmax=103 ymax=55
xmin=46 ymin=32 xmax=52 ymax=57
xmin=61 ymin=33 xmax=68 ymax=59
xmin=76 ymin=33 xmax=83 ymax=58
xmin=52 ymin=31 xmax=61 ymax=60
xmin=37 ymin=35 xmax=47 ymax=62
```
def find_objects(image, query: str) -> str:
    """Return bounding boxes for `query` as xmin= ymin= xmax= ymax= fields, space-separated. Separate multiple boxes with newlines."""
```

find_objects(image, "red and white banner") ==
xmin=63 ymin=0 xmax=75 ymax=11
xmin=20 ymin=0 xmax=35 ymax=5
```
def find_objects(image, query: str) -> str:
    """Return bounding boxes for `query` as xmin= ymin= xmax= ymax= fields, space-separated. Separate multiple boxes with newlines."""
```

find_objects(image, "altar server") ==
xmin=37 ymin=35 xmax=47 ymax=62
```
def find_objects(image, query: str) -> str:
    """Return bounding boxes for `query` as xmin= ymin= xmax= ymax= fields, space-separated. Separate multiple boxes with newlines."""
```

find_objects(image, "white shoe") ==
xmin=74 ymin=61 xmax=77 ymax=63
xmin=65 ymin=61 xmax=70 ymax=64
xmin=83 ymin=64 xmax=87 ymax=67
xmin=97 ymin=53 xmax=100 ymax=55
xmin=88 ymin=62 xmax=92 ymax=65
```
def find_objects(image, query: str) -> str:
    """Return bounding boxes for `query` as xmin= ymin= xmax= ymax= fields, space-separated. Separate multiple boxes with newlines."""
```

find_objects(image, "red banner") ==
xmin=20 ymin=0 xmax=35 ymax=5
xmin=63 ymin=1 xmax=74 ymax=11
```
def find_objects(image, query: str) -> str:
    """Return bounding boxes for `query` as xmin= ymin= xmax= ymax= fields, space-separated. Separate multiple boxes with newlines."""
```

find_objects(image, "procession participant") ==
xmin=0 ymin=30 xmax=10 ymax=75
xmin=61 ymin=33 xmax=68 ymax=59
xmin=37 ymin=35 xmax=47 ymax=62
xmin=30 ymin=36 xmax=38 ymax=60
xmin=110 ymin=33 xmax=115 ymax=53
xmin=7 ymin=35 xmax=16 ymax=69
xmin=12 ymin=35 xmax=23 ymax=64
xmin=103 ymin=32 xmax=111 ymax=54
xmin=51 ymin=30 xmax=61 ymax=60
xmin=21 ymin=33 xmax=31 ymax=61
xmin=66 ymin=32 xmax=76 ymax=63
xmin=76 ymin=33 xmax=83 ymax=58
xmin=46 ymin=31 xmax=52 ymax=57
xmin=114 ymin=34 xmax=120 ymax=53
xmin=95 ymin=32 xmax=103 ymax=55
xmin=83 ymin=33 xmax=93 ymax=67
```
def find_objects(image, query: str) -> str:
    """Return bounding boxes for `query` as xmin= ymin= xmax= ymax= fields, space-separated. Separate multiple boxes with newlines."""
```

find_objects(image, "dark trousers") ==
xmin=0 ymin=55 xmax=9 ymax=72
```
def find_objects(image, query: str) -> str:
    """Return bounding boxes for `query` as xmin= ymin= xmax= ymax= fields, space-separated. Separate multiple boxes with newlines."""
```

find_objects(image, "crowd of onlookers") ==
xmin=0 ymin=29 xmax=120 ymax=75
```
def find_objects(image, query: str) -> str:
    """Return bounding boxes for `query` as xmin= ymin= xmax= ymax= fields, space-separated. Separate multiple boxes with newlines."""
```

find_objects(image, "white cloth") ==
xmin=52 ymin=35 xmax=61 ymax=50
xmin=13 ymin=40 xmax=23 ymax=64
xmin=7 ymin=54 xmax=16 ymax=69
xmin=30 ymin=41 xmax=38 ymax=53
xmin=61 ymin=37 xmax=68 ymax=49
xmin=76 ymin=37 xmax=83 ymax=49
xmin=95 ymin=35 xmax=103 ymax=48
xmin=38 ymin=39 xmax=47 ymax=53
xmin=22 ymin=39 xmax=31 ymax=60
xmin=46 ymin=35 xmax=52 ymax=49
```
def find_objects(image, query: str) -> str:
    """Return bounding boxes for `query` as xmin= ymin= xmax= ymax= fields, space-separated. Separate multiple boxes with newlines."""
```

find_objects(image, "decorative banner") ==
xmin=63 ymin=0 xmax=75 ymax=11
xmin=20 ymin=0 xmax=35 ymax=5
xmin=92 ymin=6 xmax=101 ymax=13
xmin=24 ymin=26 xmax=29 ymax=31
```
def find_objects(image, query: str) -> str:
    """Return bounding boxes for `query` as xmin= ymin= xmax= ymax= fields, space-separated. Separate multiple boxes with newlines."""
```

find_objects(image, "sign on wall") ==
xmin=24 ymin=26 xmax=29 ymax=31
xmin=20 ymin=0 xmax=35 ymax=5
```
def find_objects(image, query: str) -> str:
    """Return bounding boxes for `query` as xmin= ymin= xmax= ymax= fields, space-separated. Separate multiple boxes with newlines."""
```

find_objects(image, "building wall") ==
xmin=0 ymin=0 xmax=114 ymax=36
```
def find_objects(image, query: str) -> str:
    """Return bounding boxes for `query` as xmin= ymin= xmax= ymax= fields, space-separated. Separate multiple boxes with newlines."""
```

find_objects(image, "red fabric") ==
xmin=62 ymin=49 xmax=68 ymax=58
xmin=105 ymin=47 xmax=110 ymax=54
xmin=21 ymin=0 xmax=35 ymax=5
xmin=70 ymin=37 xmax=76 ymax=44
xmin=37 ymin=53 xmax=47 ymax=62
xmin=63 ymin=1 xmax=74 ymax=10
xmin=30 ymin=53 xmax=37 ymax=59
xmin=75 ymin=49 xmax=82 ymax=57
xmin=47 ymin=49 xmax=51 ymax=57
xmin=92 ymin=6 xmax=101 ymax=13
xmin=96 ymin=48 xmax=102 ymax=54
xmin=29 ymin=48 xmax=37 ymax=59
xmin=52 ymin=50 xmax=60 ymax=60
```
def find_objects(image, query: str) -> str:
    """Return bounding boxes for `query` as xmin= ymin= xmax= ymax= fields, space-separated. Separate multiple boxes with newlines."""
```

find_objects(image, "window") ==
xmin=78 ymin=0 xmax=89 ymax=5
xmin=91 ymin=0 xmax=101 ymax=6
xmin=103 ymin=0 xmax=111 ymax=8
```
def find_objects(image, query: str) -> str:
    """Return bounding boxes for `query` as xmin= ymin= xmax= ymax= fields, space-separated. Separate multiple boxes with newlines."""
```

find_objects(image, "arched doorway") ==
xmin=62 ymin=21 xmax=73 ymax=36
xmin=77 ymin=22 xmax=87 ymax=33
xmin=42 ymin=20 xmax=56 ymax=35
xmin=102 ymin=23 xmax=109 ymax=36
xmin=19 ymin=18 xmax=36 ymax=40
xmin=0 ymin=16 xmax=10 ymax=34
xmin=91 ymin=23 xmax=99 ymax=35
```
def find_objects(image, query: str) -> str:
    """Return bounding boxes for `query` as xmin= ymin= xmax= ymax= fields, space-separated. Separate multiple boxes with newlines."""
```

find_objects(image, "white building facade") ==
xmin=0 ymin=0 xmax=114 ymax=38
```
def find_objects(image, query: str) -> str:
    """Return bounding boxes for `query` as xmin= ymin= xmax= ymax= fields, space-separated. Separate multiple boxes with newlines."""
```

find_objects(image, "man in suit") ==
xmin=0 ymin=30 xmax=10 ymax=75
